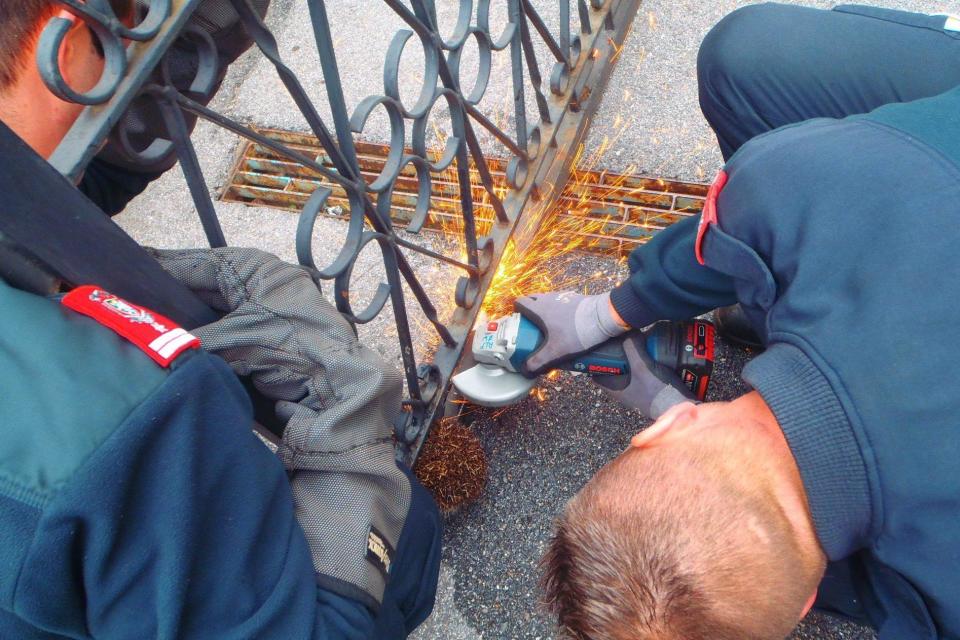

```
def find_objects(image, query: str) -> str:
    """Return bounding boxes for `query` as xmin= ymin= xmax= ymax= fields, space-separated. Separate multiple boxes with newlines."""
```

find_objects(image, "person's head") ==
xmin=541 ymin=394 xmax=827 ymax=640
xmin=0 ymin=0 xmax=128 ymax=157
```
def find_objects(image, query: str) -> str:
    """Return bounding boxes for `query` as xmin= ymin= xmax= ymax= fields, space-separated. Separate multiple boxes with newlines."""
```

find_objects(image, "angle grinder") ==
xmin=452 ymin=312 xmax=716 ymax=407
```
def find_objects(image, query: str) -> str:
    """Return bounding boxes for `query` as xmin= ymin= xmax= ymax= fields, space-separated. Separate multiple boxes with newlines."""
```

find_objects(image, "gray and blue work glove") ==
xmin=151 ymin=247 xmax=408 ymax=611
xmin=594 ymin=333 xmax=695 ymax=419
xmin=514 ymin=291 xmax=628 ymax=375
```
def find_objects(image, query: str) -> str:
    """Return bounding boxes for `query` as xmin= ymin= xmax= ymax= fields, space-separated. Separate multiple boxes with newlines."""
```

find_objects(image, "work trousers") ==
xmin=698 ymin=3 xmax=960 ymax=160
xmin=695 ymin=2 xmax=960 ymax=624
xmin=373 ymin=466 xmax=443 ymax=638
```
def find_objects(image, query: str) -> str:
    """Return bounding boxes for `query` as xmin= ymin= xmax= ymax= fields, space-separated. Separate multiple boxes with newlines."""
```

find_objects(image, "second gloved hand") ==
xmin=514 ymin=291 xmax=628 ymax=375
xmin=594 ymin=333 xmax=695 ymax=419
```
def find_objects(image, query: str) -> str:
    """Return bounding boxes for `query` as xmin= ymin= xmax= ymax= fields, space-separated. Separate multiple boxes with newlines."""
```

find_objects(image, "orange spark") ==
xmin=608 ymin=36 xmax=625 ymax=63
xmin=402 ymin=77 xmax=657 ymax=360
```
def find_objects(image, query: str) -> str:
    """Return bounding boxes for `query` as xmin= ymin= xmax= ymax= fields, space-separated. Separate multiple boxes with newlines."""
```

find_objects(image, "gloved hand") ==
xmin=514 ymin=291 xmax=628 ymax=375
xmin=150 ymin=246 xmax=408 ymax=610
xmin=593 ymin=333 xmax=695 ymax=419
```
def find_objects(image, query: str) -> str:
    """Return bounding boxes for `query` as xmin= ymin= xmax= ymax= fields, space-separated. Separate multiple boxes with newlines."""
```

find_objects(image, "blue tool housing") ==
xmin=509 ymin=315 xmax=544 ymax=373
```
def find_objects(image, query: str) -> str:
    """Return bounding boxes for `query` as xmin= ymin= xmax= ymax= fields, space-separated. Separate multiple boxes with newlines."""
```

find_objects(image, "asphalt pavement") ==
xmin=114 ymin=0 xmax=951 ymax=638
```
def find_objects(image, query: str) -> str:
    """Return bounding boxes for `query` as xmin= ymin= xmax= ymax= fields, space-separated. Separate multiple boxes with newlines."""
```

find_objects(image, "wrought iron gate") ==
xmin=42 ymin=0 xmax=641 ymax=462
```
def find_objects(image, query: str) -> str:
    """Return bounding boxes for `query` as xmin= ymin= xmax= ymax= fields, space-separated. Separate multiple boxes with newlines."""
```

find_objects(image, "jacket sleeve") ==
xmin=13 ymin=352 xmax=375 ymax=640
xmin=609 ymin=215 xmax=738 ymax=327
xmin=77 ymin=157 xmax=163 ymax=217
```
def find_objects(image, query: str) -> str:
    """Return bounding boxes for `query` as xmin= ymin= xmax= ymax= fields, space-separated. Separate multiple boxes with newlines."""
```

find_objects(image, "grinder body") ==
xmin=453 ymin=313 xmax=715 ymax=407
xmin=644 ymin=319 xmax=715 ymax=401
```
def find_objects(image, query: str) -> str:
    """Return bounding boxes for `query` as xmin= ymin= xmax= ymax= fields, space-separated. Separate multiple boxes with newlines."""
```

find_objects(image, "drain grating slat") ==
xmin=222 ymin=128 xmax=708 ymax=255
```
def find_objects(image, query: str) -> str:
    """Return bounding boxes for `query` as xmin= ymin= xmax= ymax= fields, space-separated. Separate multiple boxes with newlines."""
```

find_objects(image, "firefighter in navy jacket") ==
xmin=0 ymin=1 xmax=440 ymax=637
xmin=530 ymin=6 xmax=960 ymax=639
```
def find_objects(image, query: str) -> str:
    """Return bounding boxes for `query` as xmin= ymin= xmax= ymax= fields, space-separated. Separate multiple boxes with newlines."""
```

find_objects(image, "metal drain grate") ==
xmin=222 ymin=128 xmax=708 ymax=256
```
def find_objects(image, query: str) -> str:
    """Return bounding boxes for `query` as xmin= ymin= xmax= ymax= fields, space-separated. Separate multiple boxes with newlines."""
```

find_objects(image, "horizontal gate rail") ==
xmin=41 ymin=0 xmax=642 ymax=462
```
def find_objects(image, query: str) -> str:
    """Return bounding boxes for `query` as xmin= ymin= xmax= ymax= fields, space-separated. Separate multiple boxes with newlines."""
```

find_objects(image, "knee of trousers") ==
xmin=697 ymin=3 xmax=792 ymax=116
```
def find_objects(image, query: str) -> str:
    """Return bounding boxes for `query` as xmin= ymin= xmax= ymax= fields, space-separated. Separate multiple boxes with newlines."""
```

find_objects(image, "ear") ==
xmin=56 ymin=15 xmax=102 ymax=95
xmin=630 ymin=402 xmax=698 ymax=449
xmin=56 ymin=15 xmax=84 ymax=86
xmin=800 ymin=589 xmax=818 ymax=618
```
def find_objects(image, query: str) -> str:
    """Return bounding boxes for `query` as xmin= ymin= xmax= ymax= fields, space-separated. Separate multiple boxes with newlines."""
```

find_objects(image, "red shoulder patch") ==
xmin=62 ymin=286 xmax=201 ymax=367
xmin=696 ymin=170 xmax=728 ymax=266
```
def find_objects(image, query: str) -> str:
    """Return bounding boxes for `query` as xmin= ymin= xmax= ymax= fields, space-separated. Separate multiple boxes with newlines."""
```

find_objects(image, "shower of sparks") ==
xmin=405 ymin=121 xmax=639 ymax=370
xmin=480 ymin=135 xmax=635 ymax=319
xmin=406 ymin=29 xmax=698 ymax=367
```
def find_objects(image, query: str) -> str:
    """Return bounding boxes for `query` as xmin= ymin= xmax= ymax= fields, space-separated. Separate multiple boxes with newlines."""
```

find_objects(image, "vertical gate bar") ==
xmin=454 ymin=143 xmax=480 ymax=270
xmin=230 ymin=0 xmax=355 ymax=181
xmin=306 ymin=0 xmax=361 ymax=173
xmin=410 ymin=0 xmax=438 ymax=32
xmin=460 ymin=116 xmax=510 ymax=224
xmin=560 ymin=0 xmax=570 ymax=64
xmin=578 ymin=0 xmax=593 ymax=34
xmin=385 ymin=0 xmax=437 ymax=40
xmin=157 ymin=95 xmax=227 ymax=247
xmin=508 ymin=0 xmax=529 ymax=152
xmin=379 ymin=240 xmax=424 ymax=403
xmin=518 ymin=3 xmax=553 ymax=124
xmin=522 ymin=0 xmax=567 ymax=64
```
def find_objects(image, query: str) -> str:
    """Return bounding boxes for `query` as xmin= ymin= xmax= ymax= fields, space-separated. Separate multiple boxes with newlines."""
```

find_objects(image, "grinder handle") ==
xmin=561 ymin=339 xmax=630 ymax=377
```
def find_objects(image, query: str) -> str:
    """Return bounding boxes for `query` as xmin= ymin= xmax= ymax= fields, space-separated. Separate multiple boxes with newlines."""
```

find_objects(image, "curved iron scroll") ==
xmin=42 ymin=0 xmax=640 ymax=462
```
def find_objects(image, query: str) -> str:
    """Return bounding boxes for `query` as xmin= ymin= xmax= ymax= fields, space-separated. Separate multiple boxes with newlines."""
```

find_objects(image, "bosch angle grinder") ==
xmin=452 ymin=312 xmax=716 ymax=407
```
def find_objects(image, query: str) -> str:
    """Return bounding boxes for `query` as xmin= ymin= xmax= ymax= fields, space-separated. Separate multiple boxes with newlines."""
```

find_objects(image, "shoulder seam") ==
xmin=855 ymin=118 xmax=960 ymax=183
xmin=0 ymin=475 xmax=47 ymax=510
xmin=0 ymin=352 xmax=173 ymax=509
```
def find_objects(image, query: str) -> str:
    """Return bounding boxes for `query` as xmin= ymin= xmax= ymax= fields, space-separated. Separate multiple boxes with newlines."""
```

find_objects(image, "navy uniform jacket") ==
xmin=611 ymin=86 xmax=960 ymax=639
xmin=0 ymin=280 xmax=377 ymax=638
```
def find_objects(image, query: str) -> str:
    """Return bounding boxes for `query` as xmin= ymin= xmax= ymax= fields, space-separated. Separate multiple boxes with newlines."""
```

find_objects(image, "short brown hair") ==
xmin=0 ymin=0 xmax=134 ymax=91
xmin=0 ymin=0 xmax=57 ymax=90
xmin=541 ymin=441 xmax=823 ymax=640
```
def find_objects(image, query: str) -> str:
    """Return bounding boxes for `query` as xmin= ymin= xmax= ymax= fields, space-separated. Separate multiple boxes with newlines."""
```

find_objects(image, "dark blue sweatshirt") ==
xmin=0 ymin=279 xmax=378 ymax=638
xmin=611 ymin=86 xmax=960 ymax=639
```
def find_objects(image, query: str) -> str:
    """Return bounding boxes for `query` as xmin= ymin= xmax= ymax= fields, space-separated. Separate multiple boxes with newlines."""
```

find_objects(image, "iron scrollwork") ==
xmin=41 ymin=0 xmax=640 ymax=461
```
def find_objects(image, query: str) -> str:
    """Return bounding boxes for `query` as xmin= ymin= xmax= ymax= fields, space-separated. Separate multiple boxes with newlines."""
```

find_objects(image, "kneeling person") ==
xmin=535 ymin=86 xmax=960 ymax=638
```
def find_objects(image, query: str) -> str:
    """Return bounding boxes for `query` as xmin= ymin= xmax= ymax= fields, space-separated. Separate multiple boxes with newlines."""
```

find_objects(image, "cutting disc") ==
xmin=451 ymin=363 xmax=537 ymax=407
